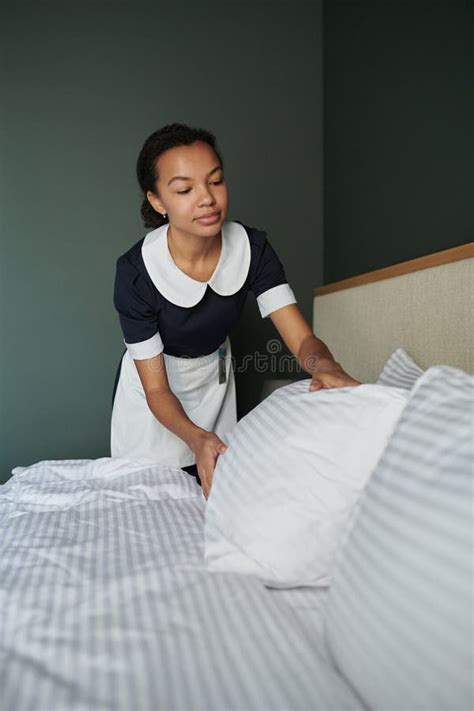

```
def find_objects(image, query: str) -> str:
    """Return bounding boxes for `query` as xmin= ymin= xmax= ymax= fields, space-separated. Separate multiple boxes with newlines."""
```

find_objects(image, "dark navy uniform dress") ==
xmin=110 ymin=219 xmax=296 ymax=473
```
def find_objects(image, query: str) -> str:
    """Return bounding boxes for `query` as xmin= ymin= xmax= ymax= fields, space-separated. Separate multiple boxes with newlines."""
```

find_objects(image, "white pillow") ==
xmin=204 ymin=381 xmax=409 ymax=589
xmin=376 ymin=347 xmax=424 ymax=389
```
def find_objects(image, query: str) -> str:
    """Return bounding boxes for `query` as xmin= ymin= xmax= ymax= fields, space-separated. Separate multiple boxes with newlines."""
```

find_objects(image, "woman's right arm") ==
xmin=134 ymin=353 xmax=227 ymax=497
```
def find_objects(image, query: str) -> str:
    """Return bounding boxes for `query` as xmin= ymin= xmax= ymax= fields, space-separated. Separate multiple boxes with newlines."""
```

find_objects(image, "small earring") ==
xmin=162 ymin=212 xmax=167 ymax=219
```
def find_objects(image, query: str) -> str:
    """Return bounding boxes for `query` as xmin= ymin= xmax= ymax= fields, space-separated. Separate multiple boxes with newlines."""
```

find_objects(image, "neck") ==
xmin=167 ymin=224 xmax=221 ymax=266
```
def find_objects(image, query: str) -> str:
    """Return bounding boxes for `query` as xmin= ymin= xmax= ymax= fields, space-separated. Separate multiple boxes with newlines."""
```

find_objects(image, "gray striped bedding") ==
xmin=324 ymin=365 xmax=474 ymax=711
xmin=0 ymin=458 xmax=364 ymax=711
xmin=376 ymin=347 xmax=424 ymax=389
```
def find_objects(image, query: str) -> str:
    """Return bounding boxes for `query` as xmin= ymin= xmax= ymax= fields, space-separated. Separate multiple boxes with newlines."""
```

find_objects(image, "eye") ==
xmin=177 ymin=179 xmax=224 ymax=195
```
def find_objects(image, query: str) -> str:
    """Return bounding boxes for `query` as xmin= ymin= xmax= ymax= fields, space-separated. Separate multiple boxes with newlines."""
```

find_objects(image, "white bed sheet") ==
xmin=0 ymin=458 xmax=364 ymax=711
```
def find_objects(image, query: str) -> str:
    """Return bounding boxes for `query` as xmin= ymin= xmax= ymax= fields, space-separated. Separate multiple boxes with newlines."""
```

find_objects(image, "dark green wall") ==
xmin=5 ymin=1 xmax=466 ymax=486
xmin=323 ymin=0 xmax=471 ymax=283
xmin=0 ymin=1 xmax=323 ymax=484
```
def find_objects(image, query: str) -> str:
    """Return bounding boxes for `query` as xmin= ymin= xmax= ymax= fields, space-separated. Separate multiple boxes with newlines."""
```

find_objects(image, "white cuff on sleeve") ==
xmin=124 ymin=332 xmax=164 ymax=360
xmin=257 ymin=283 xmax=297 ymax=318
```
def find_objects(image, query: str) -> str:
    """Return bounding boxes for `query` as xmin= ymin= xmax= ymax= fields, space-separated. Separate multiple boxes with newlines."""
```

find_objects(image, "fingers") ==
xmin=198 ymin=437 xmax=229 ymax=500
xmin=200 ymin=469 xmax=210 ymax=499
xmin=214 ymin=436 xmax=228 ymax=455
xmin=199 ymin=458 xmax=215 ymax=500
xmin=309 ymin=374 xmax=360 ymax=391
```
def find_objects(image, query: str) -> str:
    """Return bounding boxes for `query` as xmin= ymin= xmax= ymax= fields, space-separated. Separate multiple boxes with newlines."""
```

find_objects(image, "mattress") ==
xmin=0 ymin=458 xmax=364 ymax=711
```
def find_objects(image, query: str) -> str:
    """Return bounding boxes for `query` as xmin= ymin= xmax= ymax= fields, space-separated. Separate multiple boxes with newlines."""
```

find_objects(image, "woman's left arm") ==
xmin=269 ymin=304 xmax=362 ymax=391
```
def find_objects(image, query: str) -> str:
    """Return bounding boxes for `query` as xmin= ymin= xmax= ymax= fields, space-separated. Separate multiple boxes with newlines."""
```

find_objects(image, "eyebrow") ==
xmin=167 ymin=165 xmax=222 ymax=186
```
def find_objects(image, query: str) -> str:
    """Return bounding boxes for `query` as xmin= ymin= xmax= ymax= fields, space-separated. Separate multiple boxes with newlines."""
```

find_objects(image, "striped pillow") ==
xmin=204 ymin=381 xmax=409 ymax=588
xmin=376 ymin=347 xmax=424 ymax=389
xmin=324 ymin=365 xmax=474 ymax=711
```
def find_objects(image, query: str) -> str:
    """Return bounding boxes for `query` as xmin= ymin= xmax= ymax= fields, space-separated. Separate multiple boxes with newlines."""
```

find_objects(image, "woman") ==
xmin=111 ymin=123 xmax=361 ymax=498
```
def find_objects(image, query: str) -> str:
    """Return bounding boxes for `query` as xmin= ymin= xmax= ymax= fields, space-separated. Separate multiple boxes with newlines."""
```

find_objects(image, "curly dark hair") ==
xmin=136 ymin=122 xmax=225 ymax=229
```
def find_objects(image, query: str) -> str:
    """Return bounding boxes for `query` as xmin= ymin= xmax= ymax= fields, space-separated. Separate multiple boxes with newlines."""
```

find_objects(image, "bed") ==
xmin=1 ymin=242 xmax=472 ymax=711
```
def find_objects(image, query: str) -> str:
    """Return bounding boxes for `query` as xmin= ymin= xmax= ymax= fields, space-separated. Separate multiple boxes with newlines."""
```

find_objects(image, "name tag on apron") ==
xmin=218 ymin=345 xmax=227 ymax=384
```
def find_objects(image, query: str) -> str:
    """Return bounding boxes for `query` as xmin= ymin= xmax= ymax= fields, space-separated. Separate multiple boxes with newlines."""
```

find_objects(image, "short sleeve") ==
xmin=113 ymin=256 xmax=164 ymax=359
xmin=247 ymin=235 xmax=297 ymax=318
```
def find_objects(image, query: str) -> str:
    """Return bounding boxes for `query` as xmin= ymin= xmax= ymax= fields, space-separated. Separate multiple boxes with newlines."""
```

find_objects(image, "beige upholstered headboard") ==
xmin=313 ymin=243 xmax=474 ymax=384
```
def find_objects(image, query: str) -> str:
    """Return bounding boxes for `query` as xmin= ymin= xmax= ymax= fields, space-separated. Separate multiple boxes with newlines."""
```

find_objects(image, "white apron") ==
xmin=110 ymin=336 xmax=236 ymax=467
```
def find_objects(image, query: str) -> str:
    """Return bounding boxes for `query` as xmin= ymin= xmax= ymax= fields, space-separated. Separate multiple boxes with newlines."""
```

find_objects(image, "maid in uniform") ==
xmin=110 ymin=123 xmax=361 ymax=497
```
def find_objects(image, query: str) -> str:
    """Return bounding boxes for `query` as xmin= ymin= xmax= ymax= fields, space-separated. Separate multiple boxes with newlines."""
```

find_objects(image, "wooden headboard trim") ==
xmin=314 ymin=242 xmax=474 ymax=297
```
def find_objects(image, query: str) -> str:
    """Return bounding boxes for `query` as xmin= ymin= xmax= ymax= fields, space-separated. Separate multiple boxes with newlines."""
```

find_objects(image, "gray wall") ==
xmin=323 ymin=0 xmax=471 ymax=283
xmin=0 ymin=1 xmax=323 ymax=484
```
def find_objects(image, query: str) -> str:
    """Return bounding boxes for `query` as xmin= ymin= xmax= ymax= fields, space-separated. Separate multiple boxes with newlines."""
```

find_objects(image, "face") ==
xmin=147 ymin=141 xmax=229 ymax=236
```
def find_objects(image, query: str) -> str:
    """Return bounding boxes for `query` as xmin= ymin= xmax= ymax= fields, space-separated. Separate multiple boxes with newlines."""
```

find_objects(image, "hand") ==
xmin=309 ymin=358 xmax=362 ymax=391
xmin=190 ymin=430 xmax=228 ymax=499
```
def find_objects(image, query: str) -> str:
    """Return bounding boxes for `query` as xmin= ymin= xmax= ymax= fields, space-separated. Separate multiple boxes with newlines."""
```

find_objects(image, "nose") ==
xmin=197 ymin=184 xmax=217 ymax=206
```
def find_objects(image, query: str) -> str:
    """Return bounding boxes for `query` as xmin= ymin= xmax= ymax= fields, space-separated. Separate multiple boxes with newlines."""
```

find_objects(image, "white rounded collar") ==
xmin=141 ymin=219 xmax=251 ymax=307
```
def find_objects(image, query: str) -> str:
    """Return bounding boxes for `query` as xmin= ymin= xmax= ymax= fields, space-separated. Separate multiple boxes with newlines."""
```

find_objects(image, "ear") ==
xmin=146 ymin=190 xmax=164 ymax=214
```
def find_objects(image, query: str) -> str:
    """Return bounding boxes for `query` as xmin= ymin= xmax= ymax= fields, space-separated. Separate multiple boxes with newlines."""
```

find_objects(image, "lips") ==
xmin=197 ymin=211 xmax=220 ymax=220
xmin=196 ymin=211 xmax=221 ymax=224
